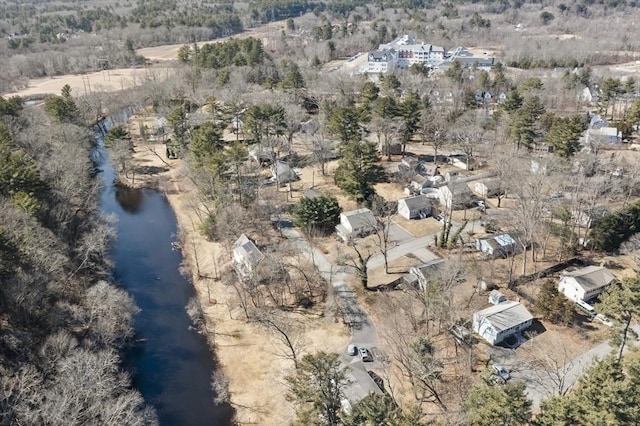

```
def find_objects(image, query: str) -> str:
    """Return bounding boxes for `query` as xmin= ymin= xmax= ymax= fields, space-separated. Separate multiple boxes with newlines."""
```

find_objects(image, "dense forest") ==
xmin=0 ymin=92 xmax=155 ymax=424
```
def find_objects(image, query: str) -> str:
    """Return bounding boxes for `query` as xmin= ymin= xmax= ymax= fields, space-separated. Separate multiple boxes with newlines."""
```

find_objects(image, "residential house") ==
xmin=233 ymin=234 xmax=264 ymax=279
xmin=472 ymin=301 xmax=534 ymax=345
xmin=476 ymin=233 xmax=518 ymax=258
xmin=572 ymin=206 xmax=610 ymax=228
xmin=439 ymin=181 xmax=474 ymax=210
xmin=398 ymin=194 xmax=432 ymax=219
xmin=586 ymin=126 xmax=622 ymax=146
xmin=558 ymin=265 xmax=616 ymax=302
xmin=474 ymin=179 xmax=504 ymax=198
xmin=336 ymin=208 xmax=377 ymax=241
xmin=271 ymin=161 xmax=299 ymax=185
xmin=408 ymin=259 xmax=445 ymax=290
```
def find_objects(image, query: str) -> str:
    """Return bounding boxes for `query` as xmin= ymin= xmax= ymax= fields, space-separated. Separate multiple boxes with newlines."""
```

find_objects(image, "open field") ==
xmin=3 ymin=66 xmax=174 ymax=98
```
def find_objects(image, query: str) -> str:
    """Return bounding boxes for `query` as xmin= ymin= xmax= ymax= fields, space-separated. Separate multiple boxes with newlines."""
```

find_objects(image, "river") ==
xmin=96 ymin=116 xmax=233 ymax=425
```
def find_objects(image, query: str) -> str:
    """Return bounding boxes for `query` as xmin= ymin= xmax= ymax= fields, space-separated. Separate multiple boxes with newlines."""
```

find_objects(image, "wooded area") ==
xmin=4 ymin=0 xmax=640 ymax=424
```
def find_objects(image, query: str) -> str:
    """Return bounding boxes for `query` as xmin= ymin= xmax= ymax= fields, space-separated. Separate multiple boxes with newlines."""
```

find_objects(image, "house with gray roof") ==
xmin=408 ymin=258 xmax=445 ymax=290
xmin=336 ymin=208 xmax=377 ymax=241
xmin=398 ymin=194 xmax=432 ymax=219
xmin=476 ymin=233 xmax=518 ymax=258
xmin=271 ymin=161 xmax=299 ymax=185
xmin=558 ymin=265 xmax=616 ymax=302
xmin=472 ymin=301 xmax=534 ymax=345
xmin=233 ymin=234 xmax=264 ymax=279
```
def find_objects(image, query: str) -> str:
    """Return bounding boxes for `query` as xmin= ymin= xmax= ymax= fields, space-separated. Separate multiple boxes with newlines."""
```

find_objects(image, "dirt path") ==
xmin=117 ymin=114 xmax=349 ymax=425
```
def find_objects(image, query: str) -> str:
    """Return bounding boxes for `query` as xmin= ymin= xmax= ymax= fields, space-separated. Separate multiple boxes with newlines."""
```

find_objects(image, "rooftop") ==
xmin=562 ymin=266 xmax=616 ymax=292
xmin=474 ymin=301 xmax=534 ymax=333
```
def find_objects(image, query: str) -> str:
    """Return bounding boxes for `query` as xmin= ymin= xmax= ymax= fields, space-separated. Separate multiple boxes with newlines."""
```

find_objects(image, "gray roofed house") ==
xmin=271 ymin=161 xmax=299 ymax=185
xmin=472 ymin=301 xmax=534 ymax=345
xmin=558 ymin=265 xmax=616 ymax=302
xmin=409 ymin=258 xmax=445 ymax=290
xmin=233 ymin=234 xmax=264 ymax=279
xmin=398 ymin=194 xmax=432 ymax=220
xmin=336 ymin=208 xmax=377 ymax=241
xmin=303 ymin=189 xmax=323 ymax=200
xmin=476 ymin=233 xmax=518 ymax=258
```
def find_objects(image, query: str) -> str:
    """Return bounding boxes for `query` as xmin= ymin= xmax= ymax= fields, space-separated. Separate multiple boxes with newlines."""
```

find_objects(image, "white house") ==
xmin=558 ymin=265 xmax=616 ymax=302
xmin=439 ymin=182 xmax=474 ymax=210
xmin=476 ymin=233 xmax=518 ymax=258
xmin=362 ymin=49 xmax=397 ymax=74
xmin=572 ymin=206 xmax=610 ymax=228
xmin=336 ymin=208 xmax=377 ymax=241
xmin=233 ymin=234 xmax=264 ymax=279
xmin=408 ymin=259 xmax=445 ymax=290
xmin=586 ymin=126 xmax=622 ymax=146
xmin=474 ymin=179 xmax=504 ymax=198
xmin=472 ymin=301 xmax=534 ymax=345
xmin=398 ymin=195 xmax=432 ymax=219
xmin=395 ymin=42 xmax=445 ymax=69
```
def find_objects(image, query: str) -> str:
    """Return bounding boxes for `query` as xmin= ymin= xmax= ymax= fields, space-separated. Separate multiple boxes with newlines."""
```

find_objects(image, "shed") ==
xmin=489 ymin=290 xmax=506 ymax=305
xmin=398 ymin=195 xmax=432 ymax=220
xmin=472 ymin=301 xmax=534 ymax=345
xmin=558 ymin=265 xmax=616 ymax=302
xmin=336 ymin=208 xmax=377 ymax=241
xmin=303 ymin=189 xmax=323 ymax=200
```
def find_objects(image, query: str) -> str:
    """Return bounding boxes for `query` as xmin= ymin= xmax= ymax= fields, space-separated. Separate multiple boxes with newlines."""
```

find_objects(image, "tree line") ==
xmin=0 ymin=90 xmax=155 ymax=424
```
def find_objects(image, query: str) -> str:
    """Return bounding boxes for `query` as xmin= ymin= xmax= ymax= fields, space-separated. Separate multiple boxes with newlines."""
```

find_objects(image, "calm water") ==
xmin=97 ymin=117 xmax=233 ymax=425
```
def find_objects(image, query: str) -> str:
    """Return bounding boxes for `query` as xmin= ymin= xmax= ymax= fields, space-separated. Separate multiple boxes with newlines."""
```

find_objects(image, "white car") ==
xmin=347 ymin=344 xmax=357 ymax=356
xmin=492 ymin=364 xmax=510 ymax=381
xmin=359 ymin=347 xmax=373 ymax=362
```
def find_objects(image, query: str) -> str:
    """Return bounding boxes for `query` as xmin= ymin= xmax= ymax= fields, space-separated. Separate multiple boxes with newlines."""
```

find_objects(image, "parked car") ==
xmin=359 ymin=347 xmax=373 ymax=362
xmin=347 ymin=344 xmax=358 ymax=356
xmin=492 ymin=364 xmax=510 ymax=381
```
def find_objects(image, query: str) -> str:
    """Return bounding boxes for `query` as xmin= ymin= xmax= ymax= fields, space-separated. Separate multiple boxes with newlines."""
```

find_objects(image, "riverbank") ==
xmin=119 ymin=113 xmax=349 ymax=425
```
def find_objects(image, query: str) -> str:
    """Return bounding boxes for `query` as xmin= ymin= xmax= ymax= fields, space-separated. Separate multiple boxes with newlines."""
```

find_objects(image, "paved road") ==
xmin=278 ymin=223 xmax=377 ymax=344
xmin=488 ymin=327 xmax=640 ymax=410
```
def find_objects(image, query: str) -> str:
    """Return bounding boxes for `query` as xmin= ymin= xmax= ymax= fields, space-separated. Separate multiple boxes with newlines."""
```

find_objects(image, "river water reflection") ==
xmin=97 ymin=119 xmax=232 ymax=425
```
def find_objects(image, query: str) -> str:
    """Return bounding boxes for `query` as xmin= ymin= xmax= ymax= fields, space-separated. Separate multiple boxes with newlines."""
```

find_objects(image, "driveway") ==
xmin=487 ymin=327 xmax=639 ymax=410
xmin=387 ymin=222 xmax=414 ymax=244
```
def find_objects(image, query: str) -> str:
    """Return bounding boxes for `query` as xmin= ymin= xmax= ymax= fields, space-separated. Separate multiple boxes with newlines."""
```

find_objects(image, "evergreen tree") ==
xmin=465 ymin=381 xmax=532 ymax=426
xmin=597 ymin=276 xmax=640 ymax=361
xmin=334 ymin=140 xmax=383 ymax=204
xmin=292 ymin=193 xmax=341 ymax=234
xmin=326 ymin=106 xmax=362 ymax=144
xmin=546 ymin=114 xmax=586 ymax=158
xmin=535 ymin=279 xmax=574 ymax=324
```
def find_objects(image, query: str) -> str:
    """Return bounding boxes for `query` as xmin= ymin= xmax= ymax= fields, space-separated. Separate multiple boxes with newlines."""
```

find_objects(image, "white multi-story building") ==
xmin=363 ymin=49 xmax=397 ymax=74
xmin=382 ymin=35 xmax=445 ymax=69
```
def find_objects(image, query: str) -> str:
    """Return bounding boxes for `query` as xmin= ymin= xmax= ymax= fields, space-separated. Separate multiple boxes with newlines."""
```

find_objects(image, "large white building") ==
xmin=364 ymin=50 xmax=397 ymax=74
xmin=361 ymin=35 xmax=445 ymax=74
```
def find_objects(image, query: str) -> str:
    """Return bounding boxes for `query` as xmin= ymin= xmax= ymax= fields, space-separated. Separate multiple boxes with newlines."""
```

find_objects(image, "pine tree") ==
xmin=334 ymin=140 xmax=383 ymax=204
